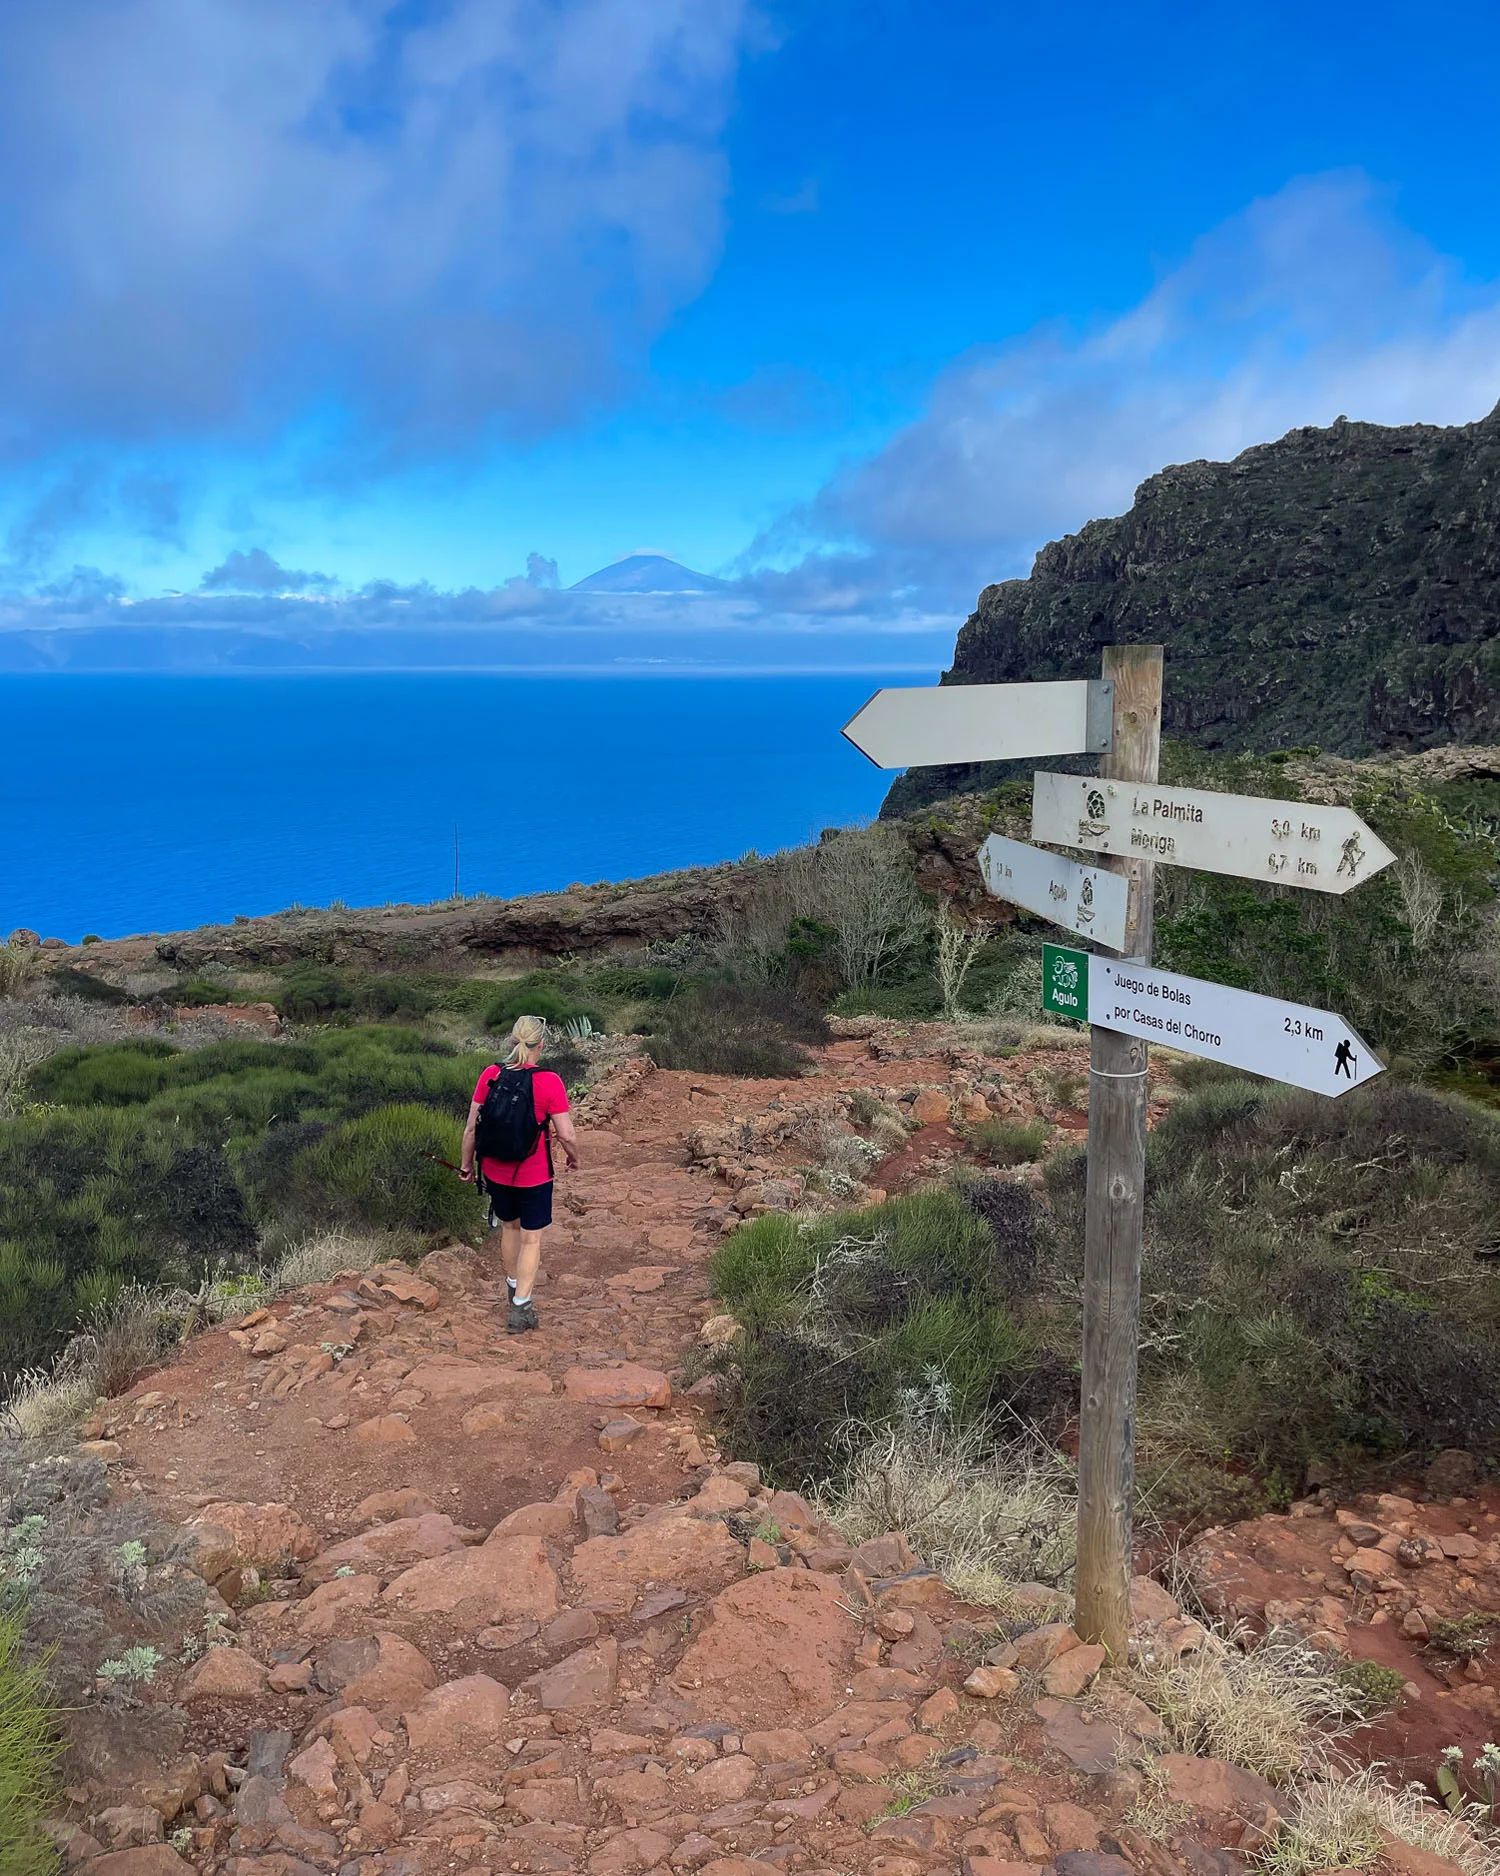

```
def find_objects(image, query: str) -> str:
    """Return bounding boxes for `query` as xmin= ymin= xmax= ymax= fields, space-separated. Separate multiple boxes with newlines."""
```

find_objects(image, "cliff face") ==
xmin=884 ymin=406 xmax=1500 ymax=814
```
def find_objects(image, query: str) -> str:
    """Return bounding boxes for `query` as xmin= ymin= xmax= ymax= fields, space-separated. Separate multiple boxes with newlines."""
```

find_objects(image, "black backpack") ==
xmin=474 ymin=1066 xmax=544 ymax=1169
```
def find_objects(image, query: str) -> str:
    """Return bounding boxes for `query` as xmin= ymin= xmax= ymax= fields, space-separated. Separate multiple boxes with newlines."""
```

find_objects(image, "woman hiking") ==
xmin=460 ymin=1014 xmax=580 ymax=1334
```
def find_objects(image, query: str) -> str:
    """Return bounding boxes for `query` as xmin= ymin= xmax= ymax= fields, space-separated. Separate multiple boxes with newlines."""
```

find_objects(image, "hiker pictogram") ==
xmin=1334 ymin=1037 xmax=1355 ymax=1078
xmin=1337 ymin=831 xmax=1367 ymax=878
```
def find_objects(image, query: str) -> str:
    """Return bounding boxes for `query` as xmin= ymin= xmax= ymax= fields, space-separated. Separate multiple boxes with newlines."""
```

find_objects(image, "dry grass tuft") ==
xmin=0 ymin=947 xmax=40 ymax=1000
xmin=5 ymin=1286 xmax=180 ymax=1440
xmin=3 ymin=1226 xmax=412 ymax=1440
xmin=817 ymin=1414 xmax=1076 ymax=1602
xmin=1130 ymin=1624 xmax=1362 ymax=1782
xmin=1264 ymin=1769 xmax=1500 ymax=1876
xmin=207 ymin=1224 xmax=414 ymax=1321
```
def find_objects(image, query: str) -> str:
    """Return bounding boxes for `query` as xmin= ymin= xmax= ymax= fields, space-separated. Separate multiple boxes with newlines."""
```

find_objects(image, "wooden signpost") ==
xmin=835 ymin=644 xmax=1391 ymax=1662
xmin=1072 ymin=644 xmax=1160 ymax=1658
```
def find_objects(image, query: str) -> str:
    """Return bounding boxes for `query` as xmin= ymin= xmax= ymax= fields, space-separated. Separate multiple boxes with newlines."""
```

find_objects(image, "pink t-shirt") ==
xmin=473 ymin=1065 xmax=570 ymax=1188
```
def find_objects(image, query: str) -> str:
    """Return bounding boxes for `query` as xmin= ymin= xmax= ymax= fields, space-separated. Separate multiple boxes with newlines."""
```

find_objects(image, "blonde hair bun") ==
xmin=505 ymin=1014 xmax=547 ymax=1066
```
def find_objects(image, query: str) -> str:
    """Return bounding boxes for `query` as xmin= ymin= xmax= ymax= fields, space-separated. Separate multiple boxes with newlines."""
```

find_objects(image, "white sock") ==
xmin=506 ymin=1275 xmax=517 ymax=1291
xmin=513 ymin=1293 xmax=532 ymax=1307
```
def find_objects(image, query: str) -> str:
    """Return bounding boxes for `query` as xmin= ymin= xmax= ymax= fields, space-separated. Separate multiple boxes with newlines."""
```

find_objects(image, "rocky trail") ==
xmin=44 ymin=1028 xmax=1493 ymax=1876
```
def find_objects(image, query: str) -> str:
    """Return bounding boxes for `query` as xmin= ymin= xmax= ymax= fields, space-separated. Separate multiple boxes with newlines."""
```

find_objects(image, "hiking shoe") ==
xmin=507 ymin=1300 xmax=539 ymax=1334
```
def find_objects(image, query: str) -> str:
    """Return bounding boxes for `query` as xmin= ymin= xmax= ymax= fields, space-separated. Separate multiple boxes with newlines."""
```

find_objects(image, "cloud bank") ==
xmin=0 ymin=0 xmax=749 ymax=460
xmin=752 ymin=173 xmax=1500 ymax=613
xmin=4 ymin=172 xmax=1500 ymax=669
xmin=0 ymin=558 xmax=955 ymax=675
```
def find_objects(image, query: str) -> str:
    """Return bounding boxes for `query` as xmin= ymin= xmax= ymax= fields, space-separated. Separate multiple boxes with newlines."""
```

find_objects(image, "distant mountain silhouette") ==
xmin=570 ymin=553 xmax=728 ymax=595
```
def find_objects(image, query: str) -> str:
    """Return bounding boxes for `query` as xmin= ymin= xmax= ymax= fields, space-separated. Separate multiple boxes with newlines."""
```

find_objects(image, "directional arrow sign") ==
xmin=1031 ymin=773 xmax=1394 ymax=894
xmin=979 ymin=833 xmax=1130 ymax=950
xmin=843 ymin=679 xmax=1113 ymax=769
xmin=1042 ymin=943 xmax=1384 ymax=1096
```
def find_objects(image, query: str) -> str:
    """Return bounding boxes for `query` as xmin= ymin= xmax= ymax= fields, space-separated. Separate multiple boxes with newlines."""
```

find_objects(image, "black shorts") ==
xmin=486 ymin=1181 xmax=553 ymax=1231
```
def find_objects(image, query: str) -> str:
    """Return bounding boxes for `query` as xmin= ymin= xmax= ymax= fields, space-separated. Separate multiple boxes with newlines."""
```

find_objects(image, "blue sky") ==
xmin=2 ymin=0 xmax=1500 ymax=668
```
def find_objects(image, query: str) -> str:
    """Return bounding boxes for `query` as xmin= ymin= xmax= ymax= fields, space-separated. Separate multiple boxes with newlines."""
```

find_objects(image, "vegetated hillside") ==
xmin=2 ymin=743 xmax=1497 ymax=1382
xmin=884 ymin=404 xmax=1500 ymax=816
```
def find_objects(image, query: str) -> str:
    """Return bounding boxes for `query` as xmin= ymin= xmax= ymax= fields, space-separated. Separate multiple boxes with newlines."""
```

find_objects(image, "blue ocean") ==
xmin=3 ymin=674 xmax=931 ymax=942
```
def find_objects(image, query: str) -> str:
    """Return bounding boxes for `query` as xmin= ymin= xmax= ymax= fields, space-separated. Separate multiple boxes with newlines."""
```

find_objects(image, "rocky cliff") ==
xmin=884 ymin=406 xmax=1500 ymax=815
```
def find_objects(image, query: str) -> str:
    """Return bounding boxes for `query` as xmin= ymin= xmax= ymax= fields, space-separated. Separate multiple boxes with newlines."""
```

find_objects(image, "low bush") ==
xmin=46 ymin=967 xmax=128 ymax=1005
xmin=586 ymin=964 xmax=681 ymax=1001
xmin=172 ymin=978 xmax=236 ymax=1007
xmin=273 ymin=969 xmax=441 ymax=1023
xmin=277 ymin=966 xmax=352 ymax=1022
xmin=485 ymin=974 xmax=603 ymax=1036
xmin=969 ymin=1116 xmax=1051 ymax=1167
xmin=352 ymin=976 xmax=436 ymax=1020
xmin=291 ymin=1104 xmax=482 ymax=1237
xmin=831 ymin=979 xmax=943 ymax=1021
xmin=31 ymin=1039 xmax=179 ymax=1107
xmin=0 ymin=1107 xmax=256 ymax=1377
xmin=645 ymin=980 xmax=829 ymax=1079
xmin=1044 ymin=1077 xmax=1500 ymax=1476
xmin=958 ymin=1178 xmax=1044 ymax=1297
xmin=0 ymin=1446 xmax=208 ymax=1712
xmin=4 ymin=1026 xmax=492 ymax=1377
xmin=707 ymin=1187 xmax=1067 ymax=1485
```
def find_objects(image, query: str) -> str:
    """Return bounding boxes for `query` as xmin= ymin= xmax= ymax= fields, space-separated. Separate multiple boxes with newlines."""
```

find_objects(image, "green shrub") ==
xmin=277 ymin=967 xmax=352 ymax=1022
xmin=0 ymin=1609 xmax=59 ymax=1875
xmin=586 ymin=964 xmax=681 ymax=1000
xmin=352 ymin=976 xmax=435 ymax=1020
xmin=1044 ymin=1078 xmax=1500 ymax=1476
xmin=645 ymin=981 xmax=828 ymax=1079
xmin=292 ymin=1104 xmax=483 ymax=1237
xmin=831 ymin=979 xmax=944 ymax=1021
xmin=485 ymin=974 xmax=603 ymax=1035
xmin=1335 ymin=1656 xmax=1406 ymax=1717
xmin=0 ymin=1107 xmax=257 ymax=1378
xmin=708 ymin=1187 xmax=1066 ymax=1486
xmin=1165 ymin=1056 xmax=1266 ymax=1092
xmin=36 ymin=1029 xmax=484 ymax=1134
xmin=31 ymin=1040 xmax=178 ymax=1107
xmin=6 ymin=1026 xmax=491 ymax=1375
xmin=172 ymin=979 xmax=235 ymax=1007
xmin=969 ymin=1117 xmax=1051 ymax=1167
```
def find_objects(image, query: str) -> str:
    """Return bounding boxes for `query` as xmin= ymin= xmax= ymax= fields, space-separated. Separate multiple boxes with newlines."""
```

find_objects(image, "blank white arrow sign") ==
xmin=842 ymin=680 xmax=1113 ymax=769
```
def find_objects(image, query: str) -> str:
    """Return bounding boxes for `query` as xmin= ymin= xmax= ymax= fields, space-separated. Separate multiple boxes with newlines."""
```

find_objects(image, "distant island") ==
xmin=569 ymin=553 xmax=728 ymax=594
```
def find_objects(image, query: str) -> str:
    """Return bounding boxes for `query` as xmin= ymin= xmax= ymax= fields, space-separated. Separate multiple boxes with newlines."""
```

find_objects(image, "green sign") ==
xmin=1042 ymin=942 xmax=1089 ymax=1021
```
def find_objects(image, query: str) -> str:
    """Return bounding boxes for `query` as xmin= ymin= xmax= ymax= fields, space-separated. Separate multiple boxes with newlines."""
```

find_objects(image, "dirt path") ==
xmin=52 ymin=1038 xmax=1459 ymax=1876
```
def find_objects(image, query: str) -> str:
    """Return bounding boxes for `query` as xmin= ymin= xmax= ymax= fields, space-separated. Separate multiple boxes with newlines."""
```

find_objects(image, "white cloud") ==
xmin=0 ymin=564 xmax=955 ymax=674
xmin=763 ymin=173 xmax=1500 ymax=606
xmin=0 ymin=0 xmax=750 ymax=457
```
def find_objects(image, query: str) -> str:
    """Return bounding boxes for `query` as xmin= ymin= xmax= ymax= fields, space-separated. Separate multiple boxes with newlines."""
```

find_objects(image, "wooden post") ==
xmin=1073 ymin=644 xmax=1163 ymax=1659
